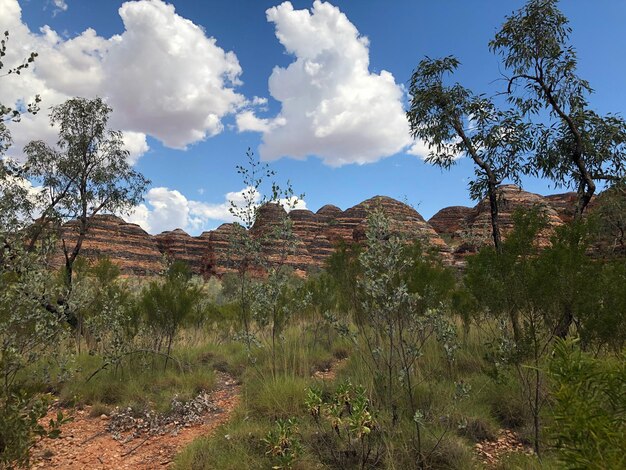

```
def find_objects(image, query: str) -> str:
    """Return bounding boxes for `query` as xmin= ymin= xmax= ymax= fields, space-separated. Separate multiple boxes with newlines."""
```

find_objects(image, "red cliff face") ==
xmin=250 ymin=203 xmax=313 ymax=276
xmin=51 ymin=214 xmax=164 ymax=276
xmin=289 ymin=209 xmax=334 ymax=270
xmin=428 ymin=206 xmax=477 ymax=244
xmin=49 ymin=187 xmax=612 ymax=277
xmin=544 ymin=192 xmax=579 ymax=223
xmin=427 ymin=185 xmax=564 ymax=268
xmin=468 ymin=185 xmax=563 ymax=243
xmin=329 ymin=196 xmax=452 ymax=261
xmin=154 ymin=229 xmax=211 ymax=275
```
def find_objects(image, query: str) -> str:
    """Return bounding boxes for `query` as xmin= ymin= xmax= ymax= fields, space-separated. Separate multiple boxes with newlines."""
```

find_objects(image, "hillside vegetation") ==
xmin=2 ymin=1 xmax=626 ymax=469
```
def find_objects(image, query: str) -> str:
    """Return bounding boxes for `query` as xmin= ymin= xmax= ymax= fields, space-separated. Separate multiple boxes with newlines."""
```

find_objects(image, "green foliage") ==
xmin=225 ymin=149 xmax=308 ymax=379
xmin=59 ymin=351 xmax=215 ymax=413
xmin=534 ymin=220 xmax=602 ymax=340
xmin=250 ymin=268 xmax=310 ymax=377
xmin=138 ymin=261 xmax=202 ymax=367
xmin=246 ymin=375 xmax=309 ymax=420
xmin=490 ymin=0 xmax=626 ymax=214
xmin=263 ymin=417 xmax=303 ymax=469
xmin=407 ymin=55 xmax=531 ymax=248
xmin=0 ymin=30 xmax=41 ymax=239
xmin=403 ymin=241 xmax=456 ymax=313
xmin=23 ymin=97 xmax=149 ymax=284
xmin=322 ymin=241 xmax=363 ymax=316
xmin=340 ymin=208 xmax=460 ymax=467
xmin=465 ymin=209 xmax=546 ymax=337
xmin=591 ymin=182 xmax=626 ymax=255
xmin=548 ymin=340 xmax=626 ymax=469
xmin=0 ymin=392 xmax=67 ymax=469
xmin=465 ymin=209 xmax=552 ymax=454
xmin=305 ymin=381 xmax=381 ymax=469
xmin=0 ymin=244 xmax=69 ymax=466
xmin=585 ymin=261 xmax=626 ymax=351
xmin=407 ymin=56 xmax=529 ymax=190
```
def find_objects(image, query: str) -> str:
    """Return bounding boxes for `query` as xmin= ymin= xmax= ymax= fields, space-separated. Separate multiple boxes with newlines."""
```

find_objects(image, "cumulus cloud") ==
xmin=1 ymin=0 xmax=244 ymax=161
xmin=122 ymin=131 xmax=149 ymax=165
xmin=52 ymin=1 xmax=68 ymax=11
xmin=236 ymin=111 xmax=285 ymax=133
xmin=406 ymin=140 xmax=432 ymax=160
xmin=125 ymin=186 xmax=307 ymax=235
xmin=104 ymin=0 xmax=244 ymax=148
xmin=406 ymin=138 xmax=464 ymax=162
xmin=237 ymin=1 xmax=412 ymax=167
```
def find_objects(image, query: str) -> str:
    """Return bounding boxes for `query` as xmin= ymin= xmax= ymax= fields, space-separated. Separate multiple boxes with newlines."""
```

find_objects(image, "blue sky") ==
xmin=4 ymin=0 xmax=626 ymax=234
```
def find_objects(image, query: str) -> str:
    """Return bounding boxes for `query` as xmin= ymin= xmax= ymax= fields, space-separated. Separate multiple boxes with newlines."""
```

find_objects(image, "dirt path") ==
xmin=474 ymin=428 xmax=535 ymax=467
xmin=311 ymin=357 xmax=348 ymax=381
xmin=30 ymin=372 xmax=240 ymax=470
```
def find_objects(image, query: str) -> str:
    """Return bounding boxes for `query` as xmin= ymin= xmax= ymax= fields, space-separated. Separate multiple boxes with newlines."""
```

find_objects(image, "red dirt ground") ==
xmin=30 ymin=372 xmax=240 ymax=470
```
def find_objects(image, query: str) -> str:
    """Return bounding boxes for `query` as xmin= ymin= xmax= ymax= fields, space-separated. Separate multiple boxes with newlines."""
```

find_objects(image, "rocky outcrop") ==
xmin=203 ymin=223 xmax=243 ymax=277
xmin=51 ymin=187 xmax=616 ymax=277
xmin=289 ymin=209 xmax=334 ymax=269
xmin=544 ymin=192 xmax=579 ymax=223
xmin=469 ymin=185 xmax=562 ymax=242
xmin=316 ymin=204 xmax=342 ymax=222
xmin=248 ymin=203 xmax=313 ymax=275
xmin=154 ymin=229 xmax=211 ymax=274
xmin=332 ymin=196 xmax=452 ymax=260
xmin=51 ymin=214 xmax=164 ymax=276
xmin=428 ymin=206 xmax=477 ymax=246
xmin=441 ymin=185 xmax=564 ymax=267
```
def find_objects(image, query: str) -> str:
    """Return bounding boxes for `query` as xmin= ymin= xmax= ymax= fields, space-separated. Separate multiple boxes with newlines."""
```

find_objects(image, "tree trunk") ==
xmin=554 ymin=305 xmax=573 ymax=339
xmin=487 ymin=180 xmax=502 ymax=252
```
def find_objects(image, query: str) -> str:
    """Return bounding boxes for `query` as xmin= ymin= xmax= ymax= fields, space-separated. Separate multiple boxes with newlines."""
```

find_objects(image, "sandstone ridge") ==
xmin=50 ymin=187 xmax=595 ymax=276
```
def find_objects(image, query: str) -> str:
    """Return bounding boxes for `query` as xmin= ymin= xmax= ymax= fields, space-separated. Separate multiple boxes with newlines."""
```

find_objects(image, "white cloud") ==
xmin=251 ymin=96 xmax=268 ymax=106
xmin=126 ymin=187 xmax=190 ymax=234
xmin=236 ymin=110 xmax=285 ymax=133
xmin=406 ymin=138 xmax=464 ymax=162
xmin=0 ymin=0 xmax=243 ymax=161
xmin=122 ymin=131 xmax=149 ymax=165
xmin=239 ymin=1 xmax=411 ymax=167
xmin=52 ymin=0 xmax=68 ymax=11
xmin=104 ymin=0 xmax=244 ymax=148
xmin=406 ymin=140 xmax=432 ymax=160
xmin=51 ymin=0 xmax=68 ymax=16
xmin=279 ymin=196 xmax=307 ymax=211
xmin=125 ymin=186 xmax=307 ymax=235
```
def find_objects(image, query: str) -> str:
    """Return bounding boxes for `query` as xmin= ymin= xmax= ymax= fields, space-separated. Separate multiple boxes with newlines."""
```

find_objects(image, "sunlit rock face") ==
xmin=50 ymin=214 xmax=165 ymax=276
xmin=544 ymin=192 xmax=579 ymax=223
xmin=429 ymin=206 xmax=477 ymax=245
xmin=155 ymin=228 xmax=211 ymax=274
xmin=431 ymin=185 xmax=564 ymax=268
xmin=50 ymin=186 xmax=615 ymax=277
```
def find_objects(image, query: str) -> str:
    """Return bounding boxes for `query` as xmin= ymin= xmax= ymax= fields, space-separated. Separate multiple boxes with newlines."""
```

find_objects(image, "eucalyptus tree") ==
xmin=24 ymin=97 xmax=149 ymax=288
xmin=490 ymin=0 xmax=626 ymax=216
xmin=0 ymin=33 xmax=69 ymax=467
xmin=0 ymin=30 xmax=40 ymax=243
xmin=407 ymin=57 xmax=531 ymax=251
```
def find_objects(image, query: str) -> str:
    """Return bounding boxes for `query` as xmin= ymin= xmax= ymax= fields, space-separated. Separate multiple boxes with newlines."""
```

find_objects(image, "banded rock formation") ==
xmin=50 ymin=214 xmax=164 ymax=276
xmin=50 ymin=187 xmax=595 ymax=277
xmin=428 ymin=185 xmax=564 ymax=267
xmin=154 ymin=229 xmax=211 ymax=274
xmin=428 ymin=206 xmax=477 ymax=245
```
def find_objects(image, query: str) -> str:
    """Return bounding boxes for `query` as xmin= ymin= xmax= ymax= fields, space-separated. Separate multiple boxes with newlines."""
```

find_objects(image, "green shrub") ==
xmin=305 ymin=381 xmax=382 ymax=469
xmin=262 ymin=417 xmax=303 ymax=469
xmin=548 ymin=339 xmax=626 ymax=469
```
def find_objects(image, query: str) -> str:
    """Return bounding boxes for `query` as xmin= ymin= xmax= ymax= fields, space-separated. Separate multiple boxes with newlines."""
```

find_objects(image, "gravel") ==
xmin=107 ymin=391 xmax=219 ymax=441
